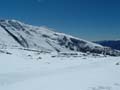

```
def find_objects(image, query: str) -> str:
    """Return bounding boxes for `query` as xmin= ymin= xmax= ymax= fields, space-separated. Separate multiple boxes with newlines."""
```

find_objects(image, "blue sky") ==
xmin=0 ymin=0 xmax=120 ymax=41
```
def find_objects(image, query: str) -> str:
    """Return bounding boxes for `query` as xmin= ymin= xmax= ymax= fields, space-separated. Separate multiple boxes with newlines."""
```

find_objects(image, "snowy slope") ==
xmin=0 ymin=19 xmax=120 ymax=56
xmin=0 ymin=48 xmax=120 ymax=90
xmin=0 ymin=26 xmax=21 ymax=48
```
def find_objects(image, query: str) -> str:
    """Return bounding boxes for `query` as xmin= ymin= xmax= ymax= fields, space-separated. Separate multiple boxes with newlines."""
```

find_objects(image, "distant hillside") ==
xmin=95 ymin=40 xmax=120 ymax=50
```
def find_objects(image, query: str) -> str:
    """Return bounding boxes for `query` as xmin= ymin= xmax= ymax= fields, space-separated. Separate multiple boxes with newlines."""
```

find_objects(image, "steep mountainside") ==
xmin=0 ymin=19 xmax=120 ymax=56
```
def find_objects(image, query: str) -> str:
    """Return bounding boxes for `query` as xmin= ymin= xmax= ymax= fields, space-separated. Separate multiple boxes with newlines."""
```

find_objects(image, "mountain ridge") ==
xmin=0 ymin=19 xmax=120 ymax=56
xmin=95 ymin=40 xmax=120 ymax=51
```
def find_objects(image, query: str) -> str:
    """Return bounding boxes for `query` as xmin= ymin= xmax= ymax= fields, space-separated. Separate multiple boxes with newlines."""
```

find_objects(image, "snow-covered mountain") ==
xmin=0 ymin=19 xmax=120 ymax=56
xmin=0 ymin=20 xmax=120 ymax=90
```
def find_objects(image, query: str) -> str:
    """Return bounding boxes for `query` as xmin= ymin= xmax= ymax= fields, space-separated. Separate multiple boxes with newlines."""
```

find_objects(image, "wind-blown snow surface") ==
xmin=0 ymin=48 xmax=120 ymax=90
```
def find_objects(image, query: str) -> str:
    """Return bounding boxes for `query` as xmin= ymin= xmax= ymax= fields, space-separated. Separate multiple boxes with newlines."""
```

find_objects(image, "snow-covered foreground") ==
xmin=0 ymin=49 xmax=120 ymax=90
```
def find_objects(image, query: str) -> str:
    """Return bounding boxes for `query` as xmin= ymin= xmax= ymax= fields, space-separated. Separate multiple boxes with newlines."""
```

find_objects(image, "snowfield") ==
xmin=0 ymin=48 xmax=120 ymax=90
